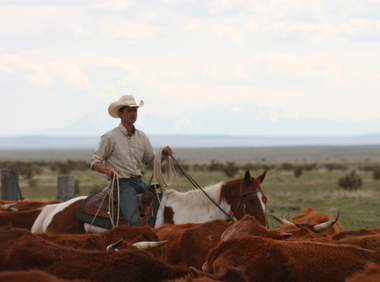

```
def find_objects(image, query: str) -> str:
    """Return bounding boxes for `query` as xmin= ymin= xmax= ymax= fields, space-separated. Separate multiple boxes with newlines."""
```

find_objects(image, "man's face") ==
xmin=119 ymin=106 xmax=138 ymax=124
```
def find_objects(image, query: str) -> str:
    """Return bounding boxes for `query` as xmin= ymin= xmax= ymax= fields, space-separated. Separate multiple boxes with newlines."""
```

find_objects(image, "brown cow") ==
xmin=0 ymin=208 xmax=42 ymax=229
xmin=204 ymin=236 xmax=380 ymax=282
xmin=165 ymin=266 xmax=248 ymax=282
xmin=0 ymin=200 xmax=62 ymax=211
xmin=345 ymin=263 xmax=380 ymax=282
xmin=291 ymin=206 xmax=344 ymax=235
xmin=0 ymin=227 xmax=190 ymax=282
xmin=270 ymin=210 xmax=339 ymax=241
xmin=151 ymin=215 xmax=292 ymax=269
xmin=0 ymin=269 xmax=89 ymax=282
xmin=36 ymin=224 xmax=161 ymax=251
xmin=332 ymin=228 xmax=380 ymax=240
xmin=310 ymin=234 xmax=380 ymax=251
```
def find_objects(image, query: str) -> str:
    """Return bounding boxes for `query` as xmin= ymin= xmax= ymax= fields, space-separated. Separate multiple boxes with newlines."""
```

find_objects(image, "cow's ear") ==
xmin=257 ymin=170 xmax=267 ymax=184
xmin=244 ymin=170 xmax=251 ymax=185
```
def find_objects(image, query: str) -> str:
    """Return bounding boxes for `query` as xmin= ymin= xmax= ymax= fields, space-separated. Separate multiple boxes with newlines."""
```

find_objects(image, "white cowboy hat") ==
xmin=108 ymin=95 xmax=144 ymax=118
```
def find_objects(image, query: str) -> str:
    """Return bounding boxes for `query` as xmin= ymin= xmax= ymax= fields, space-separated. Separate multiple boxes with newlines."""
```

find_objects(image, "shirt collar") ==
xmin=118 ymin=123 xmax=136 ymax=136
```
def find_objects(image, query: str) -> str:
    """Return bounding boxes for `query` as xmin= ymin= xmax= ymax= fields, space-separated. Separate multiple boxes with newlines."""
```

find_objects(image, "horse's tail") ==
xmin=31 ymin=203 xmax=60 ymax=233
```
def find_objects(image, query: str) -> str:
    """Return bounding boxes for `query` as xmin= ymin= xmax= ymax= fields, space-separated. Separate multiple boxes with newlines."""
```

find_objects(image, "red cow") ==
xmin=204 ymin=236 xmax=380 ymax=282
xmin=332 ymin=228 xmax=380 ymax=240
xmin=150 ymin=215 xmax=292 ymax=269
xmin=0 ymin=208 xmax=42 ymax=229
xmin=271 ymin=209 xmax=341 ymax=240
xmin=310 ymin=234 xmax=380 ymax=251
xmin=0 ymin=227 xmax=190 ymax=282
xmin=167 ymin=266 xmax=248 ymax=282
xmin=0 ymin=200 xmax=62 ymax=211
xmin=291 ymin=207 xmax=344 ymax=235
xmin=345 ymin=263 xmax=380 ymax=282
xmin=36 ymin=224 xmax=162 ymax=251
xmin=0 ymin=269 xmax=89 ymax=282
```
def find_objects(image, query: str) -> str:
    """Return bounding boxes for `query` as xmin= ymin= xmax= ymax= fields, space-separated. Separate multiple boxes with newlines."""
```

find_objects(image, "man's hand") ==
xmin=161 ymin=146 xmax=173 ymax=163
xmin=107 ymin=168 xmax=120 ymax=179
xmin=93 ymin=162 xmax=120 ymax=178
xmin=162 ymin=146 xmax=173 ymax=156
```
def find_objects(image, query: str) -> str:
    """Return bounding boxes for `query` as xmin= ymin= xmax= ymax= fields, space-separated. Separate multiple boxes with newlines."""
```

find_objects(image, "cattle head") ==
xmin=221 ymin=214 xmax=292 ymax=241
xmin=271 ymin=209 xmax=341 ymax=234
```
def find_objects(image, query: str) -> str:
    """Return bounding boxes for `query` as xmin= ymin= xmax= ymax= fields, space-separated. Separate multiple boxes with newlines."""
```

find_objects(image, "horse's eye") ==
xmin=248 ymin=199 xmax=254 ymax=204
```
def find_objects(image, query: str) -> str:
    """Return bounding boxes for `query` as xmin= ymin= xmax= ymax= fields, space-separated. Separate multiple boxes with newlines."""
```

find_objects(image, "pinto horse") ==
xmin=31 ymin=170 xmax=268 ymax=234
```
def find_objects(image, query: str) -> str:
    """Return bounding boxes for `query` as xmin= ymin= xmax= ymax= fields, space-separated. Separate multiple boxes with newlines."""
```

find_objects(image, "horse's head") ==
xmin=222 ymin=170 xmax=268 ymax=228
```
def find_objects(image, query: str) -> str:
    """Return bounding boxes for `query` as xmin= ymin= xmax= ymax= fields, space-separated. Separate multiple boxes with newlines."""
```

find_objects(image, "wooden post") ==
xmin=1 ymin=169 xmax=20 ymax=201
xmin=57 ymin=176 xmax=75 ymax=202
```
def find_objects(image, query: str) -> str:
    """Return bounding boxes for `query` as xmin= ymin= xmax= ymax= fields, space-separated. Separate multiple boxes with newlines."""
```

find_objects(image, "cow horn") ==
xmin=301 ymin=218 xmax=310 ymax=224
xmin=313 ymin=209 xmax=340 ymax=233
xmin=270 ymin=210 xmax=296 ymax=226
xmin=132 ymin=240 xmax=168 ymax=250
xmin=3 ymin=203 xmax=18 ymax=211
xmin=106 ymin=239 xmax=123 ymax=251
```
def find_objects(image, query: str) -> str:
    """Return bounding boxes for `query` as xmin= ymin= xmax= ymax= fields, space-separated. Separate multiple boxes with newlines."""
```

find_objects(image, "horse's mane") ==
xmin=220 ymin=176 xmax=260 ymax=200
xmin=220 ymin=177 xmax=244 ymax=202
xmin=165 ymin=181 xmax=225 ymax=209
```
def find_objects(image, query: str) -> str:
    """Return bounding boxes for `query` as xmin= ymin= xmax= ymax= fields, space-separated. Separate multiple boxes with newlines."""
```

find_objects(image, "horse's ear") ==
xmin=244 ymin=170 xmax=252 ymax=184
xmin=257 ymin=170 xmax=267 ymax=184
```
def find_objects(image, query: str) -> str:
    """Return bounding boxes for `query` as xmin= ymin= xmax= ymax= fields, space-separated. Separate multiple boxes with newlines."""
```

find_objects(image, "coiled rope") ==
xmin=153 ymin=147 xmax=181 ymax=191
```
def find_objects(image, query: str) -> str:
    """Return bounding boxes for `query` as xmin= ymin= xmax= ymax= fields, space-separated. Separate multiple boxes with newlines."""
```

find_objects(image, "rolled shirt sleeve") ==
xmin=90 ymin=133 xmax=114 ymax=170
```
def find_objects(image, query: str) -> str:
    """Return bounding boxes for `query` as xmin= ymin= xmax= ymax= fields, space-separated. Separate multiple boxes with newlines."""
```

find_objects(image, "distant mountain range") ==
xmin=1 ymin=134 xmax=380 ymax=150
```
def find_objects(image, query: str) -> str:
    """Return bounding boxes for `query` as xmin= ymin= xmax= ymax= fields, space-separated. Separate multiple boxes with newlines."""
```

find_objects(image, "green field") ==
xmin=1 ymin=146 xmax=380 ymax=231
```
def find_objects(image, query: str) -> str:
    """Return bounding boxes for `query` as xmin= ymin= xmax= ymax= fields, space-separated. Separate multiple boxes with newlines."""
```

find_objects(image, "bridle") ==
xmin=234 ymin=181 xmax=263 ymax=217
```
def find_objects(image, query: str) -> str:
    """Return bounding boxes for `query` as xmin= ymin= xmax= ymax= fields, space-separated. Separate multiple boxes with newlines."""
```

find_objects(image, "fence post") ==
xmin=1 ymin=169 xmax=20 ymax=201
xmin=57 ymin=176 xmax=75 ymax=202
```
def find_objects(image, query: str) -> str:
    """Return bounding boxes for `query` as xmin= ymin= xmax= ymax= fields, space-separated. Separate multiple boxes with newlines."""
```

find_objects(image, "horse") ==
xmin=31 ymin=170 xmax=268 ymax=234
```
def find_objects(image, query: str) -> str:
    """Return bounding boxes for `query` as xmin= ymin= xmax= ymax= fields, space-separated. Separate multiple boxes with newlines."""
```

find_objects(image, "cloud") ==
xmin=87 ymin=57 xmax=141 ymax=81
xmin=211 ymin=23 xmax=244 ymax=43
xmin=45 ymin=62 xmax=89 ymax=89
xmin=2 ymin=54 xmax=51 ymax=87
xmin=183 ymin=20 xmax=200 ymax=31
xmin=100 ymin=19 xmax=154 ymax=39
xmin=1 ymin=54 xmax=89 ymax=89
xmin=202 ymin=62 xmax=249 ymax=80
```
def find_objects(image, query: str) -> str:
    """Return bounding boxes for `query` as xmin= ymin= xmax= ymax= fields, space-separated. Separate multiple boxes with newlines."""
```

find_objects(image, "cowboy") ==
xmin=90 ymin=95 xmax=173 ymax=226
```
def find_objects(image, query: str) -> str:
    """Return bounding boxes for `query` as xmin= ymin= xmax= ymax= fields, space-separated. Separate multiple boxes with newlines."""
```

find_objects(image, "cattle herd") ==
xmin=1 ymin=198 xmax=380 ymax=282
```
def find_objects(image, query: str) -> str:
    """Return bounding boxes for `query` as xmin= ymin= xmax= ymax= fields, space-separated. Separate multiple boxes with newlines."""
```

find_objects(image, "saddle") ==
xmin=76 ymin=183 xmax=162 ymax=229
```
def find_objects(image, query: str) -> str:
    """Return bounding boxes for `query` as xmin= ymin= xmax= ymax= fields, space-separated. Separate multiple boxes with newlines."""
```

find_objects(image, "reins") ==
xmin=168 ymin=152 xmax=236 ymax=222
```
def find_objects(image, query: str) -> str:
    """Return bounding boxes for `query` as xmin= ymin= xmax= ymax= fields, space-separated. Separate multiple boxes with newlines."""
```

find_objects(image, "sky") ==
xmin=1 ymin=0 xmax=380 ymax=136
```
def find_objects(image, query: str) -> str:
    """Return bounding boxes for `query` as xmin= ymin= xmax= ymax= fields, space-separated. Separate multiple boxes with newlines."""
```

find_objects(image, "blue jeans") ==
xmin=113 ymin=177 xmax=148 ymax=226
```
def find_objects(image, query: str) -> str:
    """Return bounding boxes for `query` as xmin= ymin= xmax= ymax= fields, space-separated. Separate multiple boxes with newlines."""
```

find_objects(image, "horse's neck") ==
xmin=164 ymin=182 xmax=233 ymax=224
xmin=166 ymin=182 xmax=223 ymax=207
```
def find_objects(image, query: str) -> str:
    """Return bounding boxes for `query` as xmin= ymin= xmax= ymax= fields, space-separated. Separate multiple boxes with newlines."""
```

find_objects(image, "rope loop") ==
xmin=153 ymin=147 xmax=178 ymax=190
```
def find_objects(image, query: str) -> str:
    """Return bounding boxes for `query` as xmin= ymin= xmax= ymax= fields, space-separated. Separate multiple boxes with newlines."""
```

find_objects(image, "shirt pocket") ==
xmin=132 ymin=143 xmax=144 ymax=163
